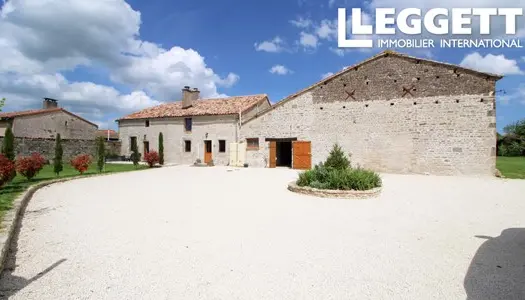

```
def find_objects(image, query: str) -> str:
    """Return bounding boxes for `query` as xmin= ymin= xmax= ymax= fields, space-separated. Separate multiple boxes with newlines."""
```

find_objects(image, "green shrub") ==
xmin=2 ymin=126 xmax=15 ymax=161
xmin=324 ymin=143 xmax=350 ymax=170
xmin=130 ymin=138 xmax=140 ymax=167
xmin=297 ymin=166 xmax=381 ymax=191
xmin=159 ymin=132 xmax=164 ymax=165
xmin=296 ymin=143 xmax=381 ymax=191
xmin=96 ymin=136 xmax=105 ymax=172
xmin=54 ymin=133 xmax=63 ymax=176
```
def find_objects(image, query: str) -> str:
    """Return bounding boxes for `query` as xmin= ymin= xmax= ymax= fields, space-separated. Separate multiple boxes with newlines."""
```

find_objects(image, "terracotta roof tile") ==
xmin=97 ymin=129 xmax=119 ymax=139
xmin=0 ymin=107 xmax=62 ymax=118
xmin=0 ymin=107 xmax=98 ymax=127
xmin=119 ymin=94 xmax=269 ymax=120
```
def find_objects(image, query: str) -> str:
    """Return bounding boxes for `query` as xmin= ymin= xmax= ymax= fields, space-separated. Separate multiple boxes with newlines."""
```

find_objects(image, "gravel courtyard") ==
xmin=1 ymin=166 xmax=524 ymax=299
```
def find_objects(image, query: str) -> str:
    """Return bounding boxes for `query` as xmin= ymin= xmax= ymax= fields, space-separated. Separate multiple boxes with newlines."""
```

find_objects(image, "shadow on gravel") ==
xmin=464 ymin=228 xmax=525 ymax=300
xmin=0 ymin=259 xmax=66 ymax=299
xmin=0 ymin=182 xmax=67 ymax=299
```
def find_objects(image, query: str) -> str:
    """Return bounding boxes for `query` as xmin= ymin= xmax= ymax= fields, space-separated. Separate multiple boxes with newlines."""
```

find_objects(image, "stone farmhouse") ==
xmin=117 ymin=87 xmax=271 ymax=165
xmin=241 ymin=50 xmax=501 ymax=176
xmin=0 ymin=98 xmax=99 ymax=160
xmin=118 ymin=50 xmax=501 ymax=176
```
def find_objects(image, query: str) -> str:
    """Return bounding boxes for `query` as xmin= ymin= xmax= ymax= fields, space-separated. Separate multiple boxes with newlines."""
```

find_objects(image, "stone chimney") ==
xmin=191 ymin=87 xmax=200 ymax=101
xmin=43 ymin=98 xmax=58 ymax=109
xmin=182 ymin=86 xmax=200 ymax=109
xmin=182 ymin=86 xmax=192 ymax=109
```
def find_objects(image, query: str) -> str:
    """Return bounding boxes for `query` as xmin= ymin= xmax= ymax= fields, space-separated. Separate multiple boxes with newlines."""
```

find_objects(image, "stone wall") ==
xmin=104 ymin=140 xmax=121 ymax=156
xmin=240 ymin=54 xmax=498 ymax=176
xmin=0 ymin=137 xmax=96 ymax=161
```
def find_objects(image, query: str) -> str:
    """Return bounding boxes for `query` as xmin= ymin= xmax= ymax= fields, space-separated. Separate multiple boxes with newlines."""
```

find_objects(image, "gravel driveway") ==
xmin=1 ymin=166 xmax=524 ymax=300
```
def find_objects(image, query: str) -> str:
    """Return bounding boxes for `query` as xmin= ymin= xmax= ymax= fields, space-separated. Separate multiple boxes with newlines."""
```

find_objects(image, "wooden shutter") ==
xmin=292 ymin=141 xmax=311 ymax=170
xmin=269 ymin=141 xmax=276 ymax=168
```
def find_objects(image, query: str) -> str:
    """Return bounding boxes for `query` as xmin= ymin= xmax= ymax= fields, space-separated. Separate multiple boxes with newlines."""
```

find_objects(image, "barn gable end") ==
xmin=240 ymin=51 xmax=499 ymax=176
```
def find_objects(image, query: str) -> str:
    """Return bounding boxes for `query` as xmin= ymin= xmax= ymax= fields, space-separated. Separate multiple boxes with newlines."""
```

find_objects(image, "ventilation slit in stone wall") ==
xmin=390 ymin=103 xmax=395 ymax=106
xmin=480 ymin=99 xmax=484 ymax=103
xmin=413 ymin=102 xmax=417 ymax=105
xmin=456 ymin=99 xmax=460 ymax=103
xmin=365 ymin=104 xmax=369 ymax=107
xmin=343 ymin=106 xmax=346 ymax=109
xmin=320 ymin=107 xmax=324 ymax=110
xmin=435 ymin=100 xmax=439 ymax=104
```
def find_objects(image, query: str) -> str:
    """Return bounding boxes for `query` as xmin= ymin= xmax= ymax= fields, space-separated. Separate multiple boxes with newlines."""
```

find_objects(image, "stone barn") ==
xmin=240 ymin=50 xmax=501 ymax=176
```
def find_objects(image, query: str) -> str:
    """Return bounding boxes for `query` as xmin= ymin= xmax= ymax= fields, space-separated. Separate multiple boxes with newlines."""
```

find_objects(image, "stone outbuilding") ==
xmin=240 ymin=50 xmax=501 ymax=176
xmin=0 ymin=98 xmax=98 ymax=140
xmin=0 ymin=98 xmax=99 ymax=160
xmin=117 ymin=87 xmax=270 ymax=165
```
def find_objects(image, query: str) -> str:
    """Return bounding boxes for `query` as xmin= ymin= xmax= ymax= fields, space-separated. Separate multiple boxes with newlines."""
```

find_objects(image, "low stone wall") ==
xmin=0 ymin=137 xmax=96 ymax=161
xmin=288 ymin=181 xmax=382 ymax=199
xmin=104 ymin=140 xmax=121 ymax=156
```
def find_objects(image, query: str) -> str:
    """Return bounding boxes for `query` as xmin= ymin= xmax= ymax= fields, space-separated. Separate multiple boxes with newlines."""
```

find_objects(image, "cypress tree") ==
xmin=54 ymin=133 xmax=63 ymax=176
xmin=97 ymin=136 xmax=105 ymax=172
xmin=159 ymin=132 xmax=164 ymax=165
xmin=130 ymin=137 xmax=139 ymax=167
xmin=2 ymin=126 xmax=15 ymax=161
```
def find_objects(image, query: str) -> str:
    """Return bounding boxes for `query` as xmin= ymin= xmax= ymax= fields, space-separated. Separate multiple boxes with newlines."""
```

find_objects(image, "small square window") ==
xmin=184 ymin=118 xmax=192 ymax=132
xmin=219 ymin=140 xmax=226 ymax=153
xmin=145 ymin=120 xmax=150 ymax=127
xmin=246 ymin=138 xmax=259 ymax=150
xmin=184 ymin=140 xmax=191 ymax=152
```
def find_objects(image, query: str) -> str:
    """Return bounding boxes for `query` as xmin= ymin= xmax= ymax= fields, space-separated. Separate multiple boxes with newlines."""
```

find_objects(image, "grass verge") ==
xmin=0 ymin=164 xmax=147 ymax=221
xmin=496 ymin=156 xmax=525 ymax=179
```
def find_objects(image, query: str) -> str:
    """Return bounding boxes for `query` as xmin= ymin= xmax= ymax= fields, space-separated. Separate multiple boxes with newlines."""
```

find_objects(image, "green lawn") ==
xmin=0 ymin=163 xmax=147 ymax=220
xmin=497 ymin=156 xmax=525 ymax=179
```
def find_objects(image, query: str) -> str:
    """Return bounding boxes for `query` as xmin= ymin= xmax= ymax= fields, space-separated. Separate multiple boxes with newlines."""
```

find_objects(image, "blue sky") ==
xmin=0 ymin=0 xmax=524 ymax=132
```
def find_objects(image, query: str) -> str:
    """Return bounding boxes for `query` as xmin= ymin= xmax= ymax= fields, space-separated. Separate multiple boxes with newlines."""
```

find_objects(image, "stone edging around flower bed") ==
xmin=0 ymin=169 xmax=154 ymax=275
xmin=287 ymin=181 xmax=382 ymax=199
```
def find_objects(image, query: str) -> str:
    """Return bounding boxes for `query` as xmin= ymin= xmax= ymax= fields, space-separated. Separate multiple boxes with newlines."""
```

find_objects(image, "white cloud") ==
xmin=269 ymin=65 xmax=293 ymax=75
xmin=0 ymin=0 xmax=239 ymax=125
xmin=316 ymin=19 xmax=337 ymax=40
xmin=299 ymin=32 xmax=319 ymax=48
xmin=254 ymin=36 xmax=286 ymax=53
xmin=460 ymin=53 xmax=523 ymax=75
xmin=321 ymin=72 xmax=334 ymax=79
xmin=290 ymin=17 xmax=312 ymax=28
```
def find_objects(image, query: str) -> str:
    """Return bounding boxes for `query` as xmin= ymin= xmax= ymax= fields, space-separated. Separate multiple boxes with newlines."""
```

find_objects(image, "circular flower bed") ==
xmin=289 ymin=143 xmax=382 ymax=199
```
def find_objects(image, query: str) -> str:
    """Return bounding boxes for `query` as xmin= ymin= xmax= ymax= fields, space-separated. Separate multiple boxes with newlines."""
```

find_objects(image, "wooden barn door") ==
xmin=269 ymin=141 xmax=277 ymax=168
xmin=204 ymin=141 xmax=212 ymax=164
xmin=292 ymin=141 xmax=311 ymax=170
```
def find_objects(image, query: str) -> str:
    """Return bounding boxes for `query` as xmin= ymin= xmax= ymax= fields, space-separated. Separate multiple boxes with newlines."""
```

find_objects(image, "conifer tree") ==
xmin=159 ymin=132 xmax=164 ymax=165
xmin=54 ymin=133 xmax=63 ymax=175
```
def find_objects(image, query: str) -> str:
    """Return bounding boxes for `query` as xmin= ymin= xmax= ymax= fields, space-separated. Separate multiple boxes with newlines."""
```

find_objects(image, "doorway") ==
xmin=204 ymin=140 xmax=212 ymax=164
xmin=143 ymin=141 xmax=150 ymax=159
xmin=267 ymin=138 xmax=296 ymax=168
xmin=276 ymin=141 xmax=292 ymax=167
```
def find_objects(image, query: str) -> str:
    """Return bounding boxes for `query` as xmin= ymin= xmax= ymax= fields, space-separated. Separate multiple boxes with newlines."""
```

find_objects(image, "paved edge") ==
xmin=288 ymin=181 xmax=382 ymax=199
xmin=0 ymin=169 xmax=154 ymax=275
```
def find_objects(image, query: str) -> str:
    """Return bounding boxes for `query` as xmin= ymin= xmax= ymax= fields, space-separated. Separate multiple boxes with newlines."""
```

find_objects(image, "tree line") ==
xmin=498 ymin=118 xmax=525 ymax=157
